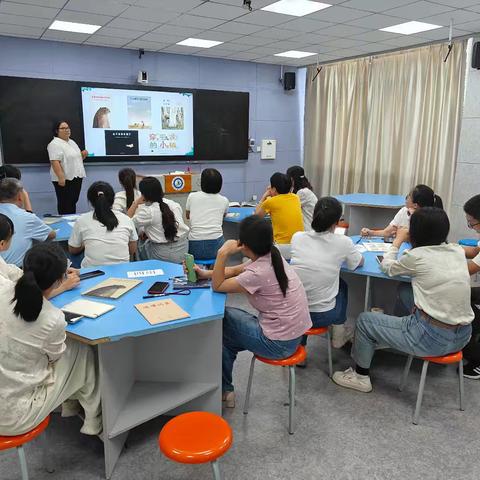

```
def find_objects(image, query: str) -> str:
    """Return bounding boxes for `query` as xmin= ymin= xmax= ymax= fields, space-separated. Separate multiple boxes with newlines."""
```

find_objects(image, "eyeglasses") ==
xmin=467 ymin=220 xmax=480 ymax=229
xmin=58 ymin=127 xmax=71 ymax=130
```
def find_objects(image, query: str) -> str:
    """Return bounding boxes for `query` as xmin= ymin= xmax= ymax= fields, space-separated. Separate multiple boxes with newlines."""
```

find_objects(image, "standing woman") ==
xmin=47 ymin=121 xmax=87 ymax=214
xmin=287 ymin=166 xmax=318 ymax=231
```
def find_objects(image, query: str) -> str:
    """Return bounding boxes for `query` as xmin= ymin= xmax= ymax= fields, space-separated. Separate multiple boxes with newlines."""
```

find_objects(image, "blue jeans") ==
xmin=301 ymin=278 xmax=348 ymax=346
xmin=188 ymin=236 xmax=224 ymax=260
xmin=222 ymin=307 xmax=302 ymax=392
xmin=352 ymin=309 xmax=472 ymax=369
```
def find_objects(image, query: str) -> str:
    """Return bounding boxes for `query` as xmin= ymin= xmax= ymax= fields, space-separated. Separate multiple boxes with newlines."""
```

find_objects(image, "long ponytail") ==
xmin=139 ymin=177 xmax=178 ymax=242
xmin=87 ymin=181 xmax=118 ymax=231
xmin=13 ymin=243 xmax=67 ymax=322
xmin=411 ymin=184 xmax=444 ymax=210
xmin=239 ymin=215 xmax=289 ymax=297
xmin=118 ymin=168 xmax=136 ymax=210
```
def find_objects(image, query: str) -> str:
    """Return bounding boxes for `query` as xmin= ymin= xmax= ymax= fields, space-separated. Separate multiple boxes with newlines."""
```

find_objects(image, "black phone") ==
xmin=147 ymin=281 xmax=169 ymax=295
xmin=376 ymin=255 xmax=384 ymax=264
xmin=63 ymin=311 xmax=83 ymax=324
xmin=79 ymin=270 xmax=105 ymax=281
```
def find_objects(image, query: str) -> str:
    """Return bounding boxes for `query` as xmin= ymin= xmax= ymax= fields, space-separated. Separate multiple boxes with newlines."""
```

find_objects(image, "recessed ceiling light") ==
xmin=176 ymin=38 xmax=223 ymax=48
xmin=262 ymin=0 xmax=331 ymax=17
xmin=380 ymin=21 xmax=442 ymax=35
xmin=275 ymin=50 xmax=316 ymax=58
xmin=48 ymin=20 xmax=101 ymax=34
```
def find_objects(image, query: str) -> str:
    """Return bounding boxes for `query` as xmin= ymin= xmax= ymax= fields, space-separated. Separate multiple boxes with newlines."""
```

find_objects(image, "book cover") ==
xmin=135 ymin=298 xmax=190 ymax=325
xmin=82 ymin=278 xmax=142 ymax=299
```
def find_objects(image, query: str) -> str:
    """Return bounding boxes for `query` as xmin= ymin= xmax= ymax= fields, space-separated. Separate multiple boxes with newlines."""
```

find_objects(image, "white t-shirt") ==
xmin=112 ymin=189 xmax=141 ymax=214
xmin=291 ymin=231 xmax=363 ymax=312
xmin=0 ymin=256 xmax=22 ymax=285
xmin=69 ymin=211 xmax=138 ymax=267
xmin=389 ymin=206 xmax=410 ymax=228
xmin=47 ymin=137 xmax=86 ymax=182
xmin=297 ymin=188 xmax=318 ymax=231
xmin=381 ymin=243 xmax=474 ymax=326
xmin=186 ymin=191 xmax=229 ymax=241
xmin=133 ymin=198 xmax=189 ymax=244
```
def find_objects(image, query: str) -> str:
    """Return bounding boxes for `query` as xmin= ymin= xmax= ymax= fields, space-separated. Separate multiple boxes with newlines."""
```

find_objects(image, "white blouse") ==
xmin=47 ymin=137 xmax=86 ymax=182
xmin=297 ymin=188 xmax=318 ymax=231
xmin=112 ymin=189 xmax=141 ymax=214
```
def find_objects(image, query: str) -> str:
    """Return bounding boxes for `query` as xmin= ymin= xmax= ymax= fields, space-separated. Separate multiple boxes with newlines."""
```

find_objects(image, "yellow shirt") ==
xmin=262 ymin=193 xmax=304 ymax=244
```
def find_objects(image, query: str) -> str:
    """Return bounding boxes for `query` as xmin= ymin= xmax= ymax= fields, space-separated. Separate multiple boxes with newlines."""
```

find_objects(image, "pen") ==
xmin=143 ymin=294 xmax=167 ymax=299
xmin=355 ymin=236 xmax=362 ymax=244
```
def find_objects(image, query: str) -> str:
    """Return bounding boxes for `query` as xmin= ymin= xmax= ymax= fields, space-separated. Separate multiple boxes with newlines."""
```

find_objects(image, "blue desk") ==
xmin=335 ymin=194 xmax=405 ymax=237
xmin=44 ymin=216 xmax=75 ymax=242
xmin=224 ymin=206 xmax=255 ymax=224
xmin=52 ymin=260 xmax=226 ymax=479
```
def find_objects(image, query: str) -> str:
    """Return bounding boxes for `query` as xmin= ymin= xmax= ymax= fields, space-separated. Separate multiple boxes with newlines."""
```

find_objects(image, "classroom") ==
xmin=0 ymin=1 xmax=479 ymax=479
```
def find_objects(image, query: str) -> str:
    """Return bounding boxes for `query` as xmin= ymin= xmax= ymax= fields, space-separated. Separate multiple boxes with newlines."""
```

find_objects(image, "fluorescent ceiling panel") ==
xmin=48 ymin=19 xmax=101 ymax=34
xmin=274 ymin=50 xmax=316 ymax=58
xmin=262 ymin=0 xmax=331 ymax=17
xmin=380 ymin=21 xmax=442 ymax=35
xmin=176 ymin=37 xmax=224 ymax=48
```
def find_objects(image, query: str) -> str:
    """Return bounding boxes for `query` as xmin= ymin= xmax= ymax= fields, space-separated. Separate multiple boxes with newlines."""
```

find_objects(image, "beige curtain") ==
xmin=304 ymin=41 xmax=466 ymax=209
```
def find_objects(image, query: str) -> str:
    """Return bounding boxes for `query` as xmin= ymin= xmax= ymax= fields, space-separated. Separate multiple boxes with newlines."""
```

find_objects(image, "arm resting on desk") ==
xmin=463 ymin=246 xmax=479 ymax=259
xmin=380 ymin=246 xmax=416 ymax=278
xmin=68 ymin=244 xmax=84 ymax=255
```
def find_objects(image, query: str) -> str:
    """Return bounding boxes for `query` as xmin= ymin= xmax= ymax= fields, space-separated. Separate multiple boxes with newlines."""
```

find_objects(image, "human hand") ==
xmin=182 ymin=262 xmax=211 ymax=280
xmin=218 ymin=239 xmax=242 ymax=257
xmin=360 ymin=227 xmax=371 ymax=237
xmin=81 ymin=150 xmax=88 ymax=160
xmin=58 ymin=177 xmax=66 ymax=187
xmin=63 ymin=271 xmax=80 ymax=291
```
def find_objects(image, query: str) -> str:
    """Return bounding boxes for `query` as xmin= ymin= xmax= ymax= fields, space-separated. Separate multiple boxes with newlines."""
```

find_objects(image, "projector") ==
xmin=137 ymin=70 xmax=148 ymax=84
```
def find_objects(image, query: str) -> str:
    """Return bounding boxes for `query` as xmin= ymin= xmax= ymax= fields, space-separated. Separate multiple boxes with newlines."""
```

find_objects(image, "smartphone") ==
xmin=147 ymin=281 xmax=169 ymax=295
xmin=185 ymin=253 xmax=197 ymax=283
xmin=63 ymin=311 xmax=83 ymax=324
xmin=376 ymin=255 xmax=384 ymax=264
xmin=79 ymin=270 xmax=105 ymax=281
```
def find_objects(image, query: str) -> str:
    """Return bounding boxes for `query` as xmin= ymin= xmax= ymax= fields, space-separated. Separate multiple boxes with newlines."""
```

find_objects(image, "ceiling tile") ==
xmin=422 ymin=9 xmax=480 ymax=26
xmin=317 ymin=24 xmax=369 ymax=37
xmin=380 ymin=35 xmax=432 ymax=47
xmin=208 ymin=0 xmax=273 ymax=9
xmin=106 ymin=18 xmax=159 ymax=32
xmin=229 ymin=35 xmax=276 ymax=46
xmin=195 ymin=47 xmax=236 ymax=57
xmin=320 ymin=37 xmax=369 ymax=49
xmin=138 ymin=31 xmax=185 ymax=44
xmin=160 ymin=44 xmax=203 ymax=54
xmin=227 ymin=51 xmax=264 ymax=60
xmin=41 ymin=30 xmax=91 ymax=43
xmin=0 ymin=22 xmax=43 ymax=37
xmin=415 ymin=26 xmax=469 ymax=40
xmin=384 ymin=1 xmax=454 ymax=20
xmin=254 ymin=28 xmax=299 ymax=40
xmin=56 ymin=10 xmax=114 ymax=27
xmin=197 ymin=30 xmax=243 ymax=41
xmin=248 ymin=45 xmax=287 ymax=55
xmin=349 ymin=30 xmax=401 ymax=42
xmin=237 ymin=11 xmax=292 ymax=26
xmin=340 ymin=0 xmax=421 ymax=13
xmin=151 ymin=25 xmax=203 ymax=37
xmin=169 ymin=14 xmax=227 ymax=29
xmin=119 ymin=6 xmax=179 ymax=23
xmin=0 ymin=1 xmax=59 ymax=19
xmin=426 ymin=0 xmax=479 ymax=7
xmin=218 ymin=42 xmax=256 ymax=51
xmin=212 ymin=21 xmax=265 ymax=34
xmin=269 ymin=39 xmax=315 ymax=50
xmin=0 ymin=13 xmax=51 ymax=28
xmin=124 ymin=39 xmax=170 ymax=51
xmin=455 ymin=20 xmax=480 ymax=33
xmin=188 ymin=2 xmax=248 ymax=20
xmin=468 ymin=5 xmax=480 ymax=13
xmin=63 ymin=0 xmax=128 ymax=17
xmin=135 ymin=0 xmax=204 ymax=12
xmin=289 ymin=32 xmax=337 ymax=43
xmin=346 ymin=13 xmax=408 ymax=29
xmin=84 ymin=35 xmax=129 ymax=47
xmin=280 ymin=18 xmax=335 ymax=33
xmin=96 ymin=27 xmax=144 ymax=40
xmin=308 ymin=6 xmax=371 ymax=23
xmin=8 ymin=0 xmax=65 ymax=6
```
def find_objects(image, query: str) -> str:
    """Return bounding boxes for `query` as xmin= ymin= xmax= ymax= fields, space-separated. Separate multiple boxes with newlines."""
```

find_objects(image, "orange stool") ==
xmin=305 ymin=327 xmax=333 ymax=377
xmin=0 ymin=416 xmax=53 ymax=480
xmin=159 ymin=411 xmax=233 ymax=480
xmin=399 ymin=351 xmax=464 ymax=425
xmin=243 ymin=345 xmax=306 ymax=434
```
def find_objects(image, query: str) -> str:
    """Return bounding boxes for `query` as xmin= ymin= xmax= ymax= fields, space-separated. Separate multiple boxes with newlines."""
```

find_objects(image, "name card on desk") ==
xmin=127 ymin=269 xmax=164 ymax=278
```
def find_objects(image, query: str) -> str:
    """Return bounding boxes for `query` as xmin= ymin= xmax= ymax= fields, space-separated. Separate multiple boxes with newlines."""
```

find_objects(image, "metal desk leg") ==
xmin=364 ymin=276 xmax=372 ymax=312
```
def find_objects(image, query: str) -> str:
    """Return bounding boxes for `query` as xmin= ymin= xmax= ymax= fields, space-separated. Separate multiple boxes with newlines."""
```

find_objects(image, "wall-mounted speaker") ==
xmin=284 ymin=72 xmax=296 ymax=91
xmin=472 ymin=42 xmax=480 ymax=69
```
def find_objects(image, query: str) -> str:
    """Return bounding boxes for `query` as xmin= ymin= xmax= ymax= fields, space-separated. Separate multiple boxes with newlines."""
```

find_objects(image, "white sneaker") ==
xmin=80 ymin=415 xmax=103 ymax=436
xmin=222 ymin=391 xmax=235 ymax=408
xmin=332 ymin=367 xmax=372 ymax=393
xmin=331 ymin=325 xmax=354 ymax=349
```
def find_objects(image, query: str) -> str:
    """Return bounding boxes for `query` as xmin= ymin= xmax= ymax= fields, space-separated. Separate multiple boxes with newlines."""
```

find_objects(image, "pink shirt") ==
xmin=237 ymin=253 xmax=312 ymax=341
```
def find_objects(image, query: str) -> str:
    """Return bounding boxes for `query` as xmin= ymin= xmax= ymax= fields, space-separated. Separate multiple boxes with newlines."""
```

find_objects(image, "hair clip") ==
xmin=97 ymin=191 xmax=104 ymax=196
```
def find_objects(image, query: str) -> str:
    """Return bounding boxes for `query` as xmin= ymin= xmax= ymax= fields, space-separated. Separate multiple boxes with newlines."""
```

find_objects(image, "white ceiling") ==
xmin=0 ymin=0 xmax=479 ymax=66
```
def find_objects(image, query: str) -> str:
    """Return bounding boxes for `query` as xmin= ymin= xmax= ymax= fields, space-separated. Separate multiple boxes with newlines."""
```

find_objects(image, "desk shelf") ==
xmin=108 ymin=381 xmax=218 ymax=439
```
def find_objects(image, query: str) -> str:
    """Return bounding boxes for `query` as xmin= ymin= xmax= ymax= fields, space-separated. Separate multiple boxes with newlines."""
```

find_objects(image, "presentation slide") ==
xmin=81 ymin=87 xmax=194 ymax=157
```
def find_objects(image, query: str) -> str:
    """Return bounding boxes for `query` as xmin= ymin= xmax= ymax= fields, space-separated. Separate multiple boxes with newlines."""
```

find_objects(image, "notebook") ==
xmin=135 ymin=298 xmax=190 ymax=325
xmin=82 ymin=278 xmax=142 ymax=299
xmin=173 ymin=277 xmax=211 ymax=290
xmin=62 ymin=299 xmax=115 ymax=319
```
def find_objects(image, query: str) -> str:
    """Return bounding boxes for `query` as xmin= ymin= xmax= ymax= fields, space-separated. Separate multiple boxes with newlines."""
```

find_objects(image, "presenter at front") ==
xmin=47 ymin=120 xmax=87 ymax=214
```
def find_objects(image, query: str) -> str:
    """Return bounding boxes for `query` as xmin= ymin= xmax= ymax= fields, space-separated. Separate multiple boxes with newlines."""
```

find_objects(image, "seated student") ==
xmin=0 ymin=213 xmax=80 ymax=293
xmin=112 ymin=168 xmax=141 ymax=215
xmin=69 ymin=181 xmax=138 ymax=267
xmin=287 ymin=166 xmax=318 ymax=231
xmin=333 ymin=208 xmax=473 ymax=393
xmin=128 ymin=177 xmax=189 ymax=264
xmin=291 ymin=197 xmax=364 ymax=352
xmin=255 ymin=172 xmax=304 ymax=259
xmin=0 ymin=178 xmax=55 ymax=267
xmin=0 ymin=165 xmax=32 ymax=212
xmin=460 ymin=194 xmax=480 ymax=379
xmin=0 ymin=243 xmax=101 ymax=436
xmin=193 ymin=215 xmax=312 ymax=407
xmin=186 ymin=168 xmax=229 ymax=260
xmin=361 ymin=184 xmax=443 ymax=238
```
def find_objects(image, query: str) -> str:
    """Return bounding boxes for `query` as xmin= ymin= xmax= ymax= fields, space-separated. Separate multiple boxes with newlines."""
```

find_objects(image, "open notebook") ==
xmin=62 ymin=299 xmax=115 ymax=319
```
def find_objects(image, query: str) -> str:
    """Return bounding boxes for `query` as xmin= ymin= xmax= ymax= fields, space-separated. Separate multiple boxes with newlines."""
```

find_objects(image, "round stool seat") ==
xmin=0 ymin=416 xmax=50 ymax=451
xmin=422 ymin=351 xmax=462 ymax=365
xmin=255 ymin=345 xmax=306 ymax=366
xmin=305 ymin=327 xmax=329 ymax=336
xmin=197 ymin=259 xmax=216 ymax=265
xmin=159 ymin=412 xmax=232 ymax=465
